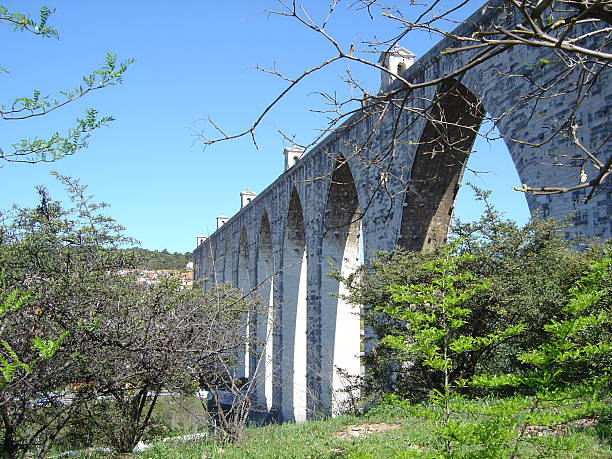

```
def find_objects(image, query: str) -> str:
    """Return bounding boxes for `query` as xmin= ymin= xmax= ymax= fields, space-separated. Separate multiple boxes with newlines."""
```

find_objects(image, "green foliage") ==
xmin=337 ymin=204 xmax=587 ymax=402
xmin=127 ymin=247 xmax=193 ymax=270
xmin=383 ymin=244 xmax=498 ymax=375
xmin=0 ymin=5 xmax=133 ymax=164
xmin=0 ymin=278 xmax=67 ymax=391
xmin=333 ymin=198 xmax=610 ymax=456
xmin=0 ymin=340 xmax=29 ymax=388
xmin=30 ymin=331 xmax=69 ymax=360
xmin=380 ymin=242 xmax=530 ymax=455
xmin=0 ymin=177 xmax=258 ymax=457
xmin=0 ymin=5 xmax=58 ymax=38
xmin=0 ymin=283 xmax=30 ymax=316
xmin=471 ymin=248 xmax=612 ymax=392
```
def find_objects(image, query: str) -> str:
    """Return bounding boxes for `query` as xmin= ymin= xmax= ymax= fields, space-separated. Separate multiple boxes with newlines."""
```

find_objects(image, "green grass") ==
xmin=132 ymin=394 xmax=611 ymax=459
xmin=56 ymin=391 xmax=612 ymax=458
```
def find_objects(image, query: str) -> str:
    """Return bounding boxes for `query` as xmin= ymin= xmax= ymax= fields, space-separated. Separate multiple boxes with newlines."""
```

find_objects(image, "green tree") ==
xmin=0 ymin=177 xmax=260 ymax=457
xmin=336 ymin=208 xmax=585 ymax=401
xmin=0 ymin=4 xmax=132 ymax=164
xmin=383 ymin=243 xmax=523 ymax=398
xmin=0 ymin=176 xmax=138 ymax=458
xmin=381 ymin=243 xmax=523 ymax=455
xmin=471 ymin=245 xmax=612 ymax=392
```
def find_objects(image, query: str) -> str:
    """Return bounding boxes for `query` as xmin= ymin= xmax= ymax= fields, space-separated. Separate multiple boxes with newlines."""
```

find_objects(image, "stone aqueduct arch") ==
xmin=194 ymin=1 xmax=611 ymax=421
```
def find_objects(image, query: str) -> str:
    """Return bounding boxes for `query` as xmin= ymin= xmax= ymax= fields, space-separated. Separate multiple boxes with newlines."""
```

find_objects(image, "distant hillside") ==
xmin=127 ymin=247 xmax=192 ymax=271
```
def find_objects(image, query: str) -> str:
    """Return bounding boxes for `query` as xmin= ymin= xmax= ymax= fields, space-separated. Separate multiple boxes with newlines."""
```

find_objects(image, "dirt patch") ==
xmin=521 ymin=416 xmax=598 ymax=438
xmin=333 ymin=422 xmax=401 ymax=440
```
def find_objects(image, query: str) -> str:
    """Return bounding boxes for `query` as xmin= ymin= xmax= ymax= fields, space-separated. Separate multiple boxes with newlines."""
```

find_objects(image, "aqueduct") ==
xmin=194 ymin=0 xmax=611 ymax=422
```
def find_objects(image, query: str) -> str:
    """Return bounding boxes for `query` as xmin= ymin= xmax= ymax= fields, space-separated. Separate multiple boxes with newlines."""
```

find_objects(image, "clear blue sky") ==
xmin=1 ymin=1 xmax=530 ymax=253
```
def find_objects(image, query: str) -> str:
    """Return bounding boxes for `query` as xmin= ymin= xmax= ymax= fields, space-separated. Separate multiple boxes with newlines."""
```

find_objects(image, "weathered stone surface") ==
xmin=194 ymin=1 xmax=611 ymax=422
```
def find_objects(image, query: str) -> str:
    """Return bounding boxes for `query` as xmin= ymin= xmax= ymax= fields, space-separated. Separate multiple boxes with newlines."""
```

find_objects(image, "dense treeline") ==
xmin=126 ymin=247 xmax=192 ymax=271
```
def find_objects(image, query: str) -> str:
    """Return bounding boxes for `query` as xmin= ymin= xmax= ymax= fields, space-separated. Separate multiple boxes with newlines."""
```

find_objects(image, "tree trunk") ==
xmin=1 ymin=407 xmax=17 ymax=459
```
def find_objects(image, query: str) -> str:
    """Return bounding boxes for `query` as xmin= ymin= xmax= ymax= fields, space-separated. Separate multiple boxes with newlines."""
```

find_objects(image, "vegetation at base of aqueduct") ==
xmin=114 ymin=206 xmax=612 ymax=458
xmin=1 ymin=178 xmax=609 ymax=458
xmin=130 ymin=396 xmax=612 ymax=458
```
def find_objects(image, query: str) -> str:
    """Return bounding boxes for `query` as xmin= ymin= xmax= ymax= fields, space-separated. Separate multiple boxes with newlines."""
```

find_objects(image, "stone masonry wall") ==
xmin=194 ymin=0 xmax=611 ymax=421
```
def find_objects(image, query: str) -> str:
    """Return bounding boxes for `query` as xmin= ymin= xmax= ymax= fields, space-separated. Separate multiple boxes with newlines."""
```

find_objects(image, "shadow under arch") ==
xmin=280 ymin=186 xmax=308 ymax=422
xmin=399 ymin=78 xmax=486 ymax=250
xmin=317 ymin=154 xmax=362 ymax=417
xmin=210 ymin=242 xmax=218 ymax=284
xmin=254 ymin=210 xmax=275 ymax=416
xmin=237 ymin=226 xmax=251 ymax=379
xmin=196 ymin=245 xmax=205 ymax=281
xmin=223 ymin=236 xmax=231 ymax=284
xmin=202 ymin=243 xmax=214 ymax=290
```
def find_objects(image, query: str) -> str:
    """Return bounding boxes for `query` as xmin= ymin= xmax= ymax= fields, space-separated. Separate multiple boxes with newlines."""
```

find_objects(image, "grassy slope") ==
xmin=132 ymin=396 xmax=611 ymax=459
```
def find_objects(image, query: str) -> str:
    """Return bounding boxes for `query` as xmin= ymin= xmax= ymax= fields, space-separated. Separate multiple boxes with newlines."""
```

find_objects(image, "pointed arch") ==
xmin=319 ymin=155 xmax=362 ymax=416
xmin=223 ymin=236 xmax=231 ymax=284
xmin=399 ymin=79 xmax=485 ymax=250
xmin=399 ymin=78 xmax=532 ymax=250
xmin=237 ymin=226 xmax=251 ymax=379
xmin=202 ymin=243 xmax=212 ymax=290
xmin=254 ymin=210 xmax=275 ymax=414
xmin=281 ymin=186 xmax=308 ymax=422
xmin=210 ymin=242 xmax=218 ymax=284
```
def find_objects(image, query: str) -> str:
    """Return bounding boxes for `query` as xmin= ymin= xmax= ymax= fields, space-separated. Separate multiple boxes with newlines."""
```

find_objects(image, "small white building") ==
xmin=216 ymin=213 xmax=229 ymax=229
xmin=283 ymin=145 xmax=305 ymax=171
xmin=240 ymin=188 xmax=256 ymax=209
xmin=378 ymin=45 xmax=415 ymax=90
xmin=197 ymin=234 xmax=207 ymax=247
